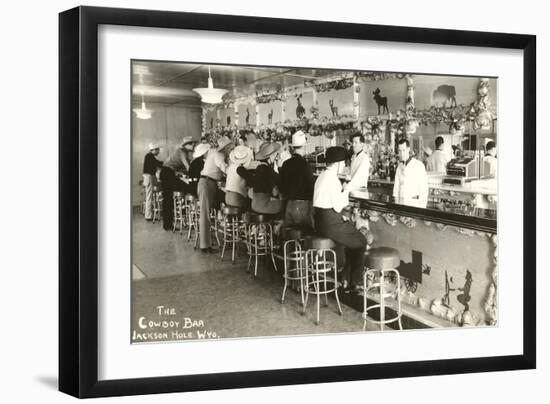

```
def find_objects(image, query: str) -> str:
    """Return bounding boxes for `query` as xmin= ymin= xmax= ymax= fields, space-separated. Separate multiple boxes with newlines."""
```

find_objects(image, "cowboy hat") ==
xmin=229 ymin=145 xmax=253 ymax=166
xmin=148 ymin=142 xmax=160 ymax=150
xmin=291 ymin=130 xmax=306 ymax=147
xmin=325 ymin=146 xmax=346 ymax=164
xmin=216 ymin=137 xmax=233 ymax=151
xmin=181 ymin=136 xmax=195 ymax=147
xmin=192 ymin=143 xmax=210 ymax=159
xmin=255 ymin=142 xmax=281 ymax=161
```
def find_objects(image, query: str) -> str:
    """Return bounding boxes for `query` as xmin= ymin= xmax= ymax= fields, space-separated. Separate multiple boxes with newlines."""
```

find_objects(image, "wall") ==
xmin=132 ymin=102 xmax=202 ymax=203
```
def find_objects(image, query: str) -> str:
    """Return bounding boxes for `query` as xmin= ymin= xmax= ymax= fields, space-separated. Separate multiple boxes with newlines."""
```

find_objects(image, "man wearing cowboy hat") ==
xmin=142 ymin=142 xmax=163 ymax=221
xmin=237 ymin=141 xmax=282 ymax=215
xmin=197 ymin=137 xmax=233 ymax=253
xmin=279 ymin=130 xmax=315 ymax=229
xmin=313 ymin=146 xmax=367 ymax=290
xmin=187 ymin=143 xmax=211 ymax=197
xmin=158 ymin=136 xmax=197 ymax=230
xmin=225 ymin=145 xmax=253 ymax=209
xmin=164 ymin=136 xmax=196 ymax=173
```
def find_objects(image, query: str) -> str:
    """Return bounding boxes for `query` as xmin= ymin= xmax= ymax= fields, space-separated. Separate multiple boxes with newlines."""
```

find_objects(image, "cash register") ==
xmin=443 ymin=155 xmax=480 ymax=185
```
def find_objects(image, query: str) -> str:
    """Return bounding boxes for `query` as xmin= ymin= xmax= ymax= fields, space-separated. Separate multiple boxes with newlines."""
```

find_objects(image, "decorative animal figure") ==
xmin=329 ymin=99 xmax=339 ymax=117
xmin=226 ymin=116 xmax=231 ymax=125
xmin=210 ymin=117 xmax=213 ymax=128
xmin=295 ymin=94 xmax=305 ymax=119
xmin=267 ymin=108 xmax=273 ymax=124
xmin=245 ymin=108 xmax=250 ymax=125
xmin=433 ymin=85 xmax=457 ymax=108
xmin=373 ymin=88 xmax=389 ymax=115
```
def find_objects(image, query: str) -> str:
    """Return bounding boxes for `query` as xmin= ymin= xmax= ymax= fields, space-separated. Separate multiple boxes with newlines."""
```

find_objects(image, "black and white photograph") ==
xmin=131 ymin=61 xmax=498 ymax=342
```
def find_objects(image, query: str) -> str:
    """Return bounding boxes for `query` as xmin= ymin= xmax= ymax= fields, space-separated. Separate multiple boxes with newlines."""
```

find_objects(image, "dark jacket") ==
xmin=237 ymin=163 xmax=280 ymax=194
xmin=278 ymin=154 xmax=315 ymax=200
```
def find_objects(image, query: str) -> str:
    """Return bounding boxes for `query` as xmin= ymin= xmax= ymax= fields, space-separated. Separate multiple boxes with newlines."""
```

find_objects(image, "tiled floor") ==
xmin=132 ymin=212 xmax=379 ymax=342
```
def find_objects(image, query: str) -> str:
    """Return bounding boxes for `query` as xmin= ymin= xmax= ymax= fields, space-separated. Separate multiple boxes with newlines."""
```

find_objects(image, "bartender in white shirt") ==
xmin=483 ymin=141 xmax=497 ymax=178
xmin=426 ymin=136 xmax=450 ymax=174
xmin=313 ymin=146 xmax=367 ymax=290
xmin=393 ymin=138 xmax=429 ymax=208
xmin=344 ymin=132 xmax=371 ymax=193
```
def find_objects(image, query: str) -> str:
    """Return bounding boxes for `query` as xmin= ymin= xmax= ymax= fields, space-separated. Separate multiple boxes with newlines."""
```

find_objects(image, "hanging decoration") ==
xmin=304 ymin=76 xmax=354 ymax=92
xmin=255 ymin=89 xmax=286 ymax=104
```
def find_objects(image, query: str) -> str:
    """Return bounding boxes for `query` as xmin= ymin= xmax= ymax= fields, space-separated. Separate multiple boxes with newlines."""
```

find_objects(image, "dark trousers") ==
xmin=284 ymin=199 xmax=314 ymax=230
xmin=159 ymin=166 xmax=188 ymax=230
xmin=314 ymin=208 xmax=367 ymax=286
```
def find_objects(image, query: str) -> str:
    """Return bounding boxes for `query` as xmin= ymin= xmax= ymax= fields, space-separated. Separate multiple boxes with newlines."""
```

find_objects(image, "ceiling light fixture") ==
xmin=133 ymin=90 xmax=152 ymax=120
xmin=192 ymin=66 xmax=228 ymax=104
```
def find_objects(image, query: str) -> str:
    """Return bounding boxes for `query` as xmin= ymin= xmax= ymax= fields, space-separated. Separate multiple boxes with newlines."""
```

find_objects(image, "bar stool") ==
xmin=247 ymin=213 xmax=278 ymax=277
xmin=281 ymin=227 xmax=311 ymax=305
xmin=210 ymin=207 xmax=221 ymax=248
xmin=220 ymin=206 xmax=244 ymax=263
xmin=172 ymin=192 xmax=185 ymax=233
xmin=152 ymin=186 xmax=162 ymax=224
xmin=302 ymin=236 xmax=343 ymax=325
xmin=363 ymin=247 xmax=403 ymax=331
xmin=185 ymin=195 xmax=199 ymax=246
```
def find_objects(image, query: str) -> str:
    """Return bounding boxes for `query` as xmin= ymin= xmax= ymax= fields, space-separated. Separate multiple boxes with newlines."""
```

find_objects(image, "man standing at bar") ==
xmin=484 ymin=141 xmax=497 ymax=178
xmin=393 ymin=138 xmax=429 ymax=208
xmin=142 ymin=143 xmax=163 ymax=221
xmin=313 ymin=146 xmax=367 ymax=290
xmin=159 ymin=136 xmax=196 ymax=230
xmin=197 ymin=137 xmax=232 ymax=254
xmin=426 ymin=136 xmax=449 ymax=174
xmin=279 ymin=130 xmax=315 ymax=229
xmin=344 ymin=132 xmax=371 ymax=192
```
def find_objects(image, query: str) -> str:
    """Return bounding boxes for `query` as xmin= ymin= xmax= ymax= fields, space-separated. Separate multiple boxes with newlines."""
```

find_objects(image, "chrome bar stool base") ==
xmin=363 ymin=247 xmax=403 ymax=331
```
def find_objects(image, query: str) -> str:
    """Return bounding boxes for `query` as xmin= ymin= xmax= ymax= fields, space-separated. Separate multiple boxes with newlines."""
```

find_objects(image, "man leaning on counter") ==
xmin=344 ymin=132 xmax=371 ymax=192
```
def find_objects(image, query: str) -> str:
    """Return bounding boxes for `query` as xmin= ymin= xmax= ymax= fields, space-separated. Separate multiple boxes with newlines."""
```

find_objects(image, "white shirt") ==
xmin=484 ymin=155 xmax=497 ymax=177
xmin=200 ymin=149 xmax=227 ymax=180
xmin=347 ymin=149 xmax=371 ymax=191
xmin=393 ymin=157 xmax=429 ymax=207
xmin=426 ymin=150 xmax=449 ymax=174
xmin=313 ymin=165 xmax=349 ymax=213
xmin=225 ymin=163 xmax=249 ymax=197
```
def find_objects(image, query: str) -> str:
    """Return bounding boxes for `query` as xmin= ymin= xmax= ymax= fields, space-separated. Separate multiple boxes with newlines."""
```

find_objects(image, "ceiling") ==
xmin=132 ymin=61 xmax=349 ymax=105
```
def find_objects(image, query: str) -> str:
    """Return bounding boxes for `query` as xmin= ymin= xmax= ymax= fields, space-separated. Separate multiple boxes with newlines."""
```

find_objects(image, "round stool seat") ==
xmin=173 ymin=191 xmax=184 ymax=197
xmin=184 ymin=194 xmax=196 ymax=202
xmin=366 ymin=247 xmax=400 ymax=269
xmin=223 ymin=206 xmax=242 ymax=216
xmin=152 ymin=185 xmax=162 ymax=192
xmin=304 ymin=235 xmax=336 ymax=250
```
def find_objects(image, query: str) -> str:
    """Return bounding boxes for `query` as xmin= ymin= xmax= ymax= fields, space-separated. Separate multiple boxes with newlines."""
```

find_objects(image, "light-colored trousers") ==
xmin=197 ymin=177 xmax=217 ymax=249
xmin=143 ymin=174 xmax=154 ymax=219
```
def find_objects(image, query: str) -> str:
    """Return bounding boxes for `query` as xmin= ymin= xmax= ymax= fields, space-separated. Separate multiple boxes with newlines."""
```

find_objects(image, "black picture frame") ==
xmin=59 ymin=5 xmax=536 ymax=398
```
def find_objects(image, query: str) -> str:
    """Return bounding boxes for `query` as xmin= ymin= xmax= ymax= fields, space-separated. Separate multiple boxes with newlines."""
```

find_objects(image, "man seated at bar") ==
xmin=344 ymin=132 xmax=371 ymax=193
xmin=393 ymin=138 xmax=429 ymax=208
xmin=279 ymin=130 xmax=315 ymax=229
xmin=484 ymin=141 xmax=497 ymax=178
xmin=313 ymin=146 xmax=367 ymax=290
xmin=426 ymin=135 xmax=449 ymax=174
xmin=225 ymin=145 xmax=253 ymax=209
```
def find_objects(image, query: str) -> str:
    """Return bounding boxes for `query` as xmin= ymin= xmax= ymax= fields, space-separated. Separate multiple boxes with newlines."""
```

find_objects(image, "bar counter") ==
xmin=348 ymin=189 xmax=497 ymax=328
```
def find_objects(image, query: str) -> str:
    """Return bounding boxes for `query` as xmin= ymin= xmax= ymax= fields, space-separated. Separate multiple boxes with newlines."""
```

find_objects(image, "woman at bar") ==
xmin=237 ymin=142 xmax=282 ymax=215
xmin=313 ymin=146 xmax=367 ymax=290
xmin=225 ymin=145 xmax=253 ymax=209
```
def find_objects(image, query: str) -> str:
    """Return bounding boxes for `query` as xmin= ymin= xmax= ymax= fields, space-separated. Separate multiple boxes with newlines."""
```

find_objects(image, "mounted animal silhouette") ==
xmin=329 ymin=99 xmax=339 ymax=117
xmin=296 ymin=94 xmax=306 ymax=119
xmin=267 ymin=108 xmax=273 ymax=124
xmin=373 ymin=88 xmax=389 ymax=115
xmin=245 ymin=108 xmax=250 ymax=125
xmin=433 ymin=85 xmax=457 ymax=108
